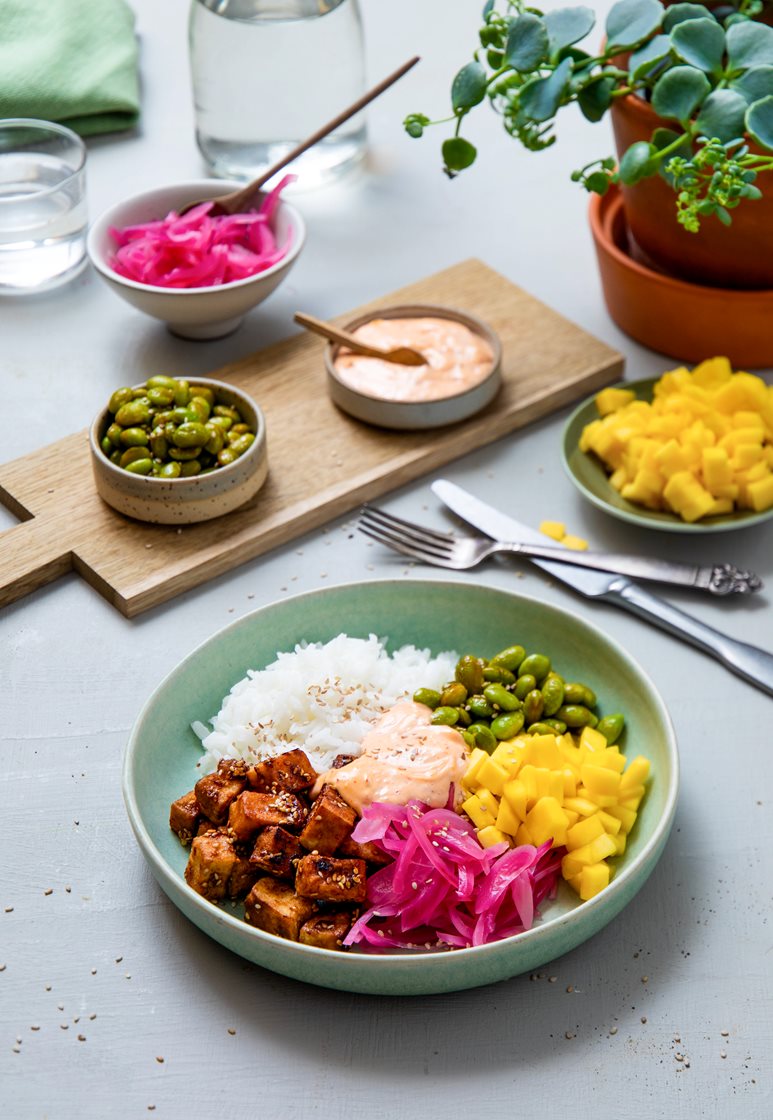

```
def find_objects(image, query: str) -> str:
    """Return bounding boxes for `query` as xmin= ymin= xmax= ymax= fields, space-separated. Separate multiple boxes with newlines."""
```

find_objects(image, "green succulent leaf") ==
xmin=577 ymin=76 xmax=615 ymax=122
xmin=518 ymin=57 xmax=573 ymax=122
xmin=695 ymin=90 xmax=749 ymax=142
xmin=746 ymin=95 xmax=773 ymax=150
xmin=663 ymin=3 xmax=714 ymax=33
xmin=731 ymin=66 xmax=773 ymax=105
xmin=482 ymin=0 xmax=495 ymax=17
xmin=652 ymin=65 xmax=711 ymax=121
xmin=543 ymin=6 xmax=595 ymax=56
xmin=619 ymin=140 xmax=657 ymax=184
xmin=585 ymin=171 xmax=611 ymax=194
xmin=726 ymin=21 xmax=773 ymax=70
xmin=670 ymin=17 xmax=726 ymax=74
xmin=404 ymin=113 xmax=430 ymax=138
xmin=442 ymin=136 xmax=478 ymax=173
xmin=451 ymin=62 xmax=488 ymax=111
xmin=629 ymin=34 xmax=673 ymax=80
xmin=505 ymin=13 xmax=550 ymax=72
xmin=606 ymin=0 xmax=665 ymax=50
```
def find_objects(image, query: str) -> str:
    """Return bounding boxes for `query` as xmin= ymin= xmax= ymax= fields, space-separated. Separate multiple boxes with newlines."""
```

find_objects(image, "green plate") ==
xmin=563 ymin=378 xmax=773 ymax=533
xmin=123 ymin=579 xmax=678 ymax=996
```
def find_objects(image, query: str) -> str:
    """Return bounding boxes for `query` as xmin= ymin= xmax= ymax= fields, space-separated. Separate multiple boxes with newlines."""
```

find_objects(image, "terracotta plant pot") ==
xmin=589 ymin=185 xmax=773 ymax=368
xmin=609 ymin=93 xmax=773 ymax=289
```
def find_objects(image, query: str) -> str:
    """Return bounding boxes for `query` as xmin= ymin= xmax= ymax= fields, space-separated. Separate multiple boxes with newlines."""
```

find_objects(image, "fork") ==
xmin=358 ymin=505 xmax=763 ymax=596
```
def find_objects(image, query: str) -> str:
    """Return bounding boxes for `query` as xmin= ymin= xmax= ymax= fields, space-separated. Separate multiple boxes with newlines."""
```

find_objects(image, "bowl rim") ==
xmin=562 ymin=375 xmax=773 ymax=533
xmin=89 ymin=375 xmax=266 ymax=488
xmin=324 ymin=303 xmax=502 ymax=408
xmin=122 ymin=577 xmax=680 ymax=967
xmin=86 ymin=179 xmax=306 ymax=296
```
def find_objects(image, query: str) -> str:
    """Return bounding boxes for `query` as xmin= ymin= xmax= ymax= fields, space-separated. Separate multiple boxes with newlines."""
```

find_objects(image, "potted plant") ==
xmin=405 ymin=0 xmax=773 ymax=289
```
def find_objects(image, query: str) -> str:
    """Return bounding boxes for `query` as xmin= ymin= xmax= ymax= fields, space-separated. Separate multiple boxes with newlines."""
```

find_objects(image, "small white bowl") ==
xmin=89 ymin=377 xmax=268 ymax=524
xmin=87 ymin=180 xmax=305 ymax=340
xmin=325 ymin=304 xmax=502 ymax=430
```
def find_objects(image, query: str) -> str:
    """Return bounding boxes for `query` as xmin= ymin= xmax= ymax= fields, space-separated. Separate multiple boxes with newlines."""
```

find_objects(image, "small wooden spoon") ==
xmin=295 ymin=312 xmax=426 ymax=366
xmin=182 ymin=56 xmax=420 ymax=216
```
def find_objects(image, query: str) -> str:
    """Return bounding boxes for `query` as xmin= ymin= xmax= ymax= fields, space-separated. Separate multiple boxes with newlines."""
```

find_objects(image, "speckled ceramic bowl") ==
xmin=122 ymin=580 xmax=679 ymax=995
xmin=87 ymin=179 xmax=305 ymax=340
xmin=89 ymin=377 xmax=268 ymax=525
xmin=325 ymin=304 xmax=502 ymax=430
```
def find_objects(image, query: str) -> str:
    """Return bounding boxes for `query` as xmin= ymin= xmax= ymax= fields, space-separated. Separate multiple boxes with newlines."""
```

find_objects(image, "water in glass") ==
xmin=189 ymin=0 xmax=367 ymax=189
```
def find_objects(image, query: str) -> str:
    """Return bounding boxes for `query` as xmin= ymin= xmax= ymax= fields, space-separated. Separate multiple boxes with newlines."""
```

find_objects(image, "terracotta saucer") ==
xmin=589 ymin=187 xmax=773 ymax=369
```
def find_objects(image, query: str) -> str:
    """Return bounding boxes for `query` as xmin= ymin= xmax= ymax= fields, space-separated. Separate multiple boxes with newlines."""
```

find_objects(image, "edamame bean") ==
xmin=108 ymin=387 xmax=134 ymax=414
xmin=514 ymin=674 xmax=536 ymax=700
xmin=564 ymin=682 xmax=596 ymax=707
xmin=228 ymin=433 xmax=255 ymax=456
xmin=119 ymin=427 xmax=150 ymax=448
xmin=557 ymin=704 xmax=597 ymax=728
xmin=157 ymin=461 xmax=181 ymax=479
xmin=489 ymin=645 xmax=526 ymax=672
xmin=468 ymin=695 xmax=495 ymax=720
xmin=100 ymin=436 xmax=113 ymax=455
xmin=169 ymin=446 xmax=201 ymax=461
xmin=174 ymin=379 xmax=191 ymax=406
xmin=454 ymin=706 xmax=471 ymax=727
xmin=431 ymin=706 xmax=459 ymax=726
xmin=518 ymin=653 xmax=551 ymax=683
xmin=124 ymin=458 xmax=153 ymax=475
xmin=542 ymin=717 xmax=567 ymax=733
xmin=413 ymin=688 xmax=441 ymax=709
xmin=526 ymin=722 xmax=560 ymax=736
xmin=483 ymin=683 xmax=520 ymax=712
xmin=597 ymin=713 xmax=625 ymax=744
xmin=218 ymin=448 xmax=238 ymax=467
xmin=147 ymin=387 xmax=176 ymax=407
xmin=115 ymin=400 xmax=151 ymax=427
xmin=205 ymin=428 xmax=224 ymax=455
xmin=523 ymin=689 xmax=544 ymax=724
xmin=541 ymin=672 xmax=565 ymax=717
xmin=440 ymin=682 xmax=467 ymax=707
xmin=173 ymin=422 xmax=210 ymax=449
xmin=120 ymin=447 xmax=152 ymax=468
xmin=146 ymin=375 xmax=179 ymax=390
xmin=149 ymin=433 xmax=168 ymax=459
xmin=467 ymin=723 xmax=497 ymax=753
xmin=188 ymin=396 xmax=212 ymax=422
xmin=491 ymin=711 xmax=525 ymax=739
xmin=180 ymin=459 xmax=202 ymax=477
xmin=213 ymin=404 xmax=241 ymax=422
xmin=106 ymin=422 xmax=123 ymax=445
xmin=455 ymin=655 xmax=485 ymax=694
xmin=193 ymin=386 xmax=215 ymax=407
xmin=482 ymin=665 xmax=516 ymax=685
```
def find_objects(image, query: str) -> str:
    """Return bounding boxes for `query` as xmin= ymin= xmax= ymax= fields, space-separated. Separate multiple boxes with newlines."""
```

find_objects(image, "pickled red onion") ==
xmin=108 ymin=175 xmax=295 ymax=289
xmin=343 ymin=801 xmax=564 ymax=951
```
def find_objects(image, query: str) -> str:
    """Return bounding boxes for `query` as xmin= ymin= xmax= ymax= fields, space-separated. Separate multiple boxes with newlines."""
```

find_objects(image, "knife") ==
xmin=432 ymin=479 xmax=773 ymax=698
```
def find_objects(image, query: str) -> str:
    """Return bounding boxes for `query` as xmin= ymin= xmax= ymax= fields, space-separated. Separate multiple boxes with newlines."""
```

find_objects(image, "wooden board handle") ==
xmin=0 ymin=517 xmax=72 ymax=610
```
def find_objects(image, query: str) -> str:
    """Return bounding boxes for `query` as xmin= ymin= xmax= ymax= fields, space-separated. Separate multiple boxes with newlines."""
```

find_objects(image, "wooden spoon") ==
xmin=182 ymin=56 xmax=420 ymax=216
xmin=294 ymin=312 xmax=426 ymax=367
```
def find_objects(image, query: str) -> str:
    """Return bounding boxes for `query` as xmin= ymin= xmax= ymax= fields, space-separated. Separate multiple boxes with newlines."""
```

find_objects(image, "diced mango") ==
xmin=527 ymin=735 xmax=564 ymax=770
xmin=477 ymin=825 xmax=509 ymax=849
xmin=597 ymin=810 xmax=622 ymax=835
xmin=477 ymin=756 xmax=509 ymax=797
xmin=562 ymin=534 xmax=589 ymax=551
xmin=612 ymin=832 xmax=627 ymax=855
xmin=747 ymin=473 xmax=773 ymax=512
xmin=463 ymin=748 xmax=488 ymax=789
xmin=579 ymin=726 xmax=608 ymax=753
xmin=462 ymin=793 xmax=497 ymax=831
xmin=571 ymin=833 xmax=618 ymax=866
xmin=539 ymin=520 xmax=565 ymax=541
xmin=503 ymin=779 xmax=528 ymax=822
xmin=526 ymin=797 xmax=568 ymax=847
xmin=596 ymin=386 xmax=636 ymax=416
xmin=621 ymin=756 xmax=650 ymax=791
xmin=496 ymin=798 xmax=522 ymax=836
xmin=605 ymin=804 xmax=637 ymax=833
xmin=515 ymin=822 xmax=533 ymax=847
xmin=563 ymin=795 xmax=599 ymax=817
xmin=566 ymin=814 xmax=606 ymax=851
xmin=578 ymin=862 xmax=610 ymax=900
xmin=581 ymin=764 xmax=621 ymax=800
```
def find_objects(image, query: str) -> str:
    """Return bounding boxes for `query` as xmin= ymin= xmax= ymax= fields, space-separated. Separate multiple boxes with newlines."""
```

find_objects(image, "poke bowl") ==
xmin=122 ymin=579 xmax=678 ymax=995
xmin=87 ymin=179 xmax=305 ymax=339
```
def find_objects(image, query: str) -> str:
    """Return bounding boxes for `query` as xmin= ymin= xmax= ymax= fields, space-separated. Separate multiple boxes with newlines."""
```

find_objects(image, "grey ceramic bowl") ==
xmin=122 ymin=579 xmax=679 ymax=995
xmin=87 ymin=179 xmax=305 ymax=340
xmin=89 ymin=377 xmax=268 ymax=525
xmin=325 ymin=304 xmax=502 ymax=430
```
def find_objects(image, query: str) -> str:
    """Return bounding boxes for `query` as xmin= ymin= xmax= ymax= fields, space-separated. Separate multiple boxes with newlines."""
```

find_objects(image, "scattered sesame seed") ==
xmin=721 ymin=1051 xmax=727 ymax=1059
xmin=566 ymin=985 xmax=574 ymax=993
xmin=44 ymin=889 xmax=53 ymax=896
xmin=609 ymin=1027 xmax=618 ymax=1035
xmin=12 ymin=1047 xmax=20 ymax=1054
xmin=77 ymin=1035 xmax=86 ymax=1042
xmin=145 ymin=543 xmax=153 ymax=550
xmin=45 ymin=985 xmax=51 ymax=991
xmin=0 ymin=964 xmax=6 ymax=972
xmin=115 ymin=957 xmax=123 ymax=963
xmin=5 ymin=907 xmax=13 ymax=913
xmin=721 ymin=1030 xmax=729 ymax=1037
xmin=148 ymin=1108 xmax=156 ymax=1112
xmin=89 ymin=1014 xmax=96 ymax=1021
xmin=675 ymin=1053 xmax=684 ymax=1062
xmin=564 ymin=1031 xmax=575 ymax=1040
xmin=90 ymin=968 xmax=97 ymax=975
xmin=60 ymin=1024 xmax=68 ymax=1031
xmin=227 ymin=1028 xmax=236 ymax=1036
xmin=156 ymin=1056 xmax=164 ymax=1064
xmin=73 ymin=1017 xmax=79 ymax=1024
xmin=57 ymin=1005 xmax=64 ymax=1011
xmin=30 ymin=1026 xmax=40 ymax=1032
xmin=65 ymin=886 xmax=71 ymax=893
xmin=641 ymin=975 xmax=649 ymax=983
xmin=548 ymin=976 xmax=557 ymax=983
xmin=641 ymin=1016 xmax=647 ymax=1024
xmin=125 ymin=974 xmax=131 ymax=979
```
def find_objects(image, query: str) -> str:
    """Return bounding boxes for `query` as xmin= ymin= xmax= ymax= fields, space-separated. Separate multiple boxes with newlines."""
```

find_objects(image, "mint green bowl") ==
xmin=123 ymin=580 xmax=678 ymax=995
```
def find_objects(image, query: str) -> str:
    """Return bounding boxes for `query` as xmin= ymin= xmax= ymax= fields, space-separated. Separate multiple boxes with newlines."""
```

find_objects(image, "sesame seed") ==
xmin=44 ymin=889 xmax=53 ymax=896
xmin=12 ymin=1047 xmax=20 ymax=1054
xmin=641 ymin=1016 xmax=647 ymax=1024
xmin=156 ymin=1056 xmax=164 ymax=1064
xmin=641 ymin=975 xmax=649 ymax=983
xmin=675 ymin=1053 xmax=684 ymax=1062
xmin=564 ymin=1031 xmax=575 ymax=1040
xmin=89 ymin=1014 xmax=96 ymax=1021
xmin=45 ymin=985 xmax=51 ymax=991
xmin=720 ymin=1051 xmax=727 ymax=1059
xmin=721 ymin=1030 xmax=729 ymax=1037
xmin=4 ymin=907 xmax=13 ymax=913
xmin=78 ymin=1035 xmax=86 ymax=1042
xmin=60 ymin=1024 xmax=68 ymax=1031
xmin=30 ymin=1026 xmax=40 ymax=1032
xmin=227 ymin=1028 xmax=236 ymax=1036
xmin=90 ymin=968 xmax=97 ymax=975
xmin=566 ymin=985 xmax=574 ymax=993
xmin=609 ymin=1027 xmax=618 ymax=1035
xmin=549 ymin=976 xmax=557 ymax=983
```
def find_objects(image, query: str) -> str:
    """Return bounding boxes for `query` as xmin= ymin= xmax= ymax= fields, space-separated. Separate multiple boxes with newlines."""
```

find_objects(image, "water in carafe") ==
xmin=189 ymin=0 xmax=367 ymax=189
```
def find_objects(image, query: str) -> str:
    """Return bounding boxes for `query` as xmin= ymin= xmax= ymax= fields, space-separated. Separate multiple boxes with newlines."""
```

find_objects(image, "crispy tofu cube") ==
xmin=298 ymin=911 xmax=353 ymax=951
xmin=194 ymin=761 xmax=248 ymax=825
xmin=244 ymin=878 xmax=316 ymax=941
xmin=228 ymin=855 xmax=260 ymax=900
xmin=169 ymin=790 xmax=201 ymax=845
xmin=338 ymin=834 xmax=391 ymax=866
xmin=185 ymin=831 xmax=238 ymax=901
xmin=249 ymin=826 xmax=303 ymax=879
xmin=247 ymin=748 xmax=318 ymax=793
xmin=299 ymin=785 xmax=356 ymax=854
xmin=229 ymin=790 xmax=307 ymax=841
xmin=295 ymin=854 xmax=367 ymax=903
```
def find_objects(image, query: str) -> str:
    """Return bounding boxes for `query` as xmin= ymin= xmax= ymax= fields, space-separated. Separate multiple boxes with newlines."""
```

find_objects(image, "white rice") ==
xmin=194 ymin=633 xmax=457 ymax=774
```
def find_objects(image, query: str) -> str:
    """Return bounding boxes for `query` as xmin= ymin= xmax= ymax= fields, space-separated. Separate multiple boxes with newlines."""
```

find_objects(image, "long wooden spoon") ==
xmin=183 ymin=56 xmax=420 ymax=216
xmin=294 ymin=312 xmax=426 ymax=366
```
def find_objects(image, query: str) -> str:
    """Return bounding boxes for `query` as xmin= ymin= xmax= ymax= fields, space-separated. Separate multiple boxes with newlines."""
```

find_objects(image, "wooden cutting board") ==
xmin=0 ymin=259 xmax=623 ymax=617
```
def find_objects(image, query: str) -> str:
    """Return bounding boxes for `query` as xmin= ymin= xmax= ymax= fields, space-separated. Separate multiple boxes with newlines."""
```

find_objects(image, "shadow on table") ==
xmin=157 ymin=799 xmax=701 ymax=1078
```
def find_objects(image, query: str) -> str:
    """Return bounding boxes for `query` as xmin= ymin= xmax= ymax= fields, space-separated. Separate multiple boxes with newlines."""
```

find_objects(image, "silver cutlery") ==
xmin=359 ymin=505 xmax=762 ymax=596
xmin=430 ymin=479 xmax=773 ymax=698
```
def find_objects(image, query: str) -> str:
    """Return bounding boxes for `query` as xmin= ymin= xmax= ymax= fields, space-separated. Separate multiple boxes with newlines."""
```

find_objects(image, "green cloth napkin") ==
xmin=0 ymin=0 xmax=140 ymax=136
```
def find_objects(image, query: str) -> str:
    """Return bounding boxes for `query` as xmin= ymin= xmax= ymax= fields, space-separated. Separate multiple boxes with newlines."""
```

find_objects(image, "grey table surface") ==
xmin=2 ymin=1 xmax=772 ymax=1117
